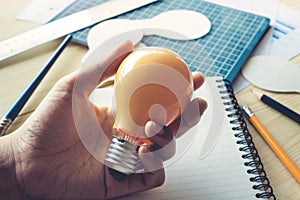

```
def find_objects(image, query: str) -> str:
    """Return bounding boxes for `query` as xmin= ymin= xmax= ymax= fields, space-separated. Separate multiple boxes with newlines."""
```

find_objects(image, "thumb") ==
xmin=75 ymin=41 xmax=133 ymax=97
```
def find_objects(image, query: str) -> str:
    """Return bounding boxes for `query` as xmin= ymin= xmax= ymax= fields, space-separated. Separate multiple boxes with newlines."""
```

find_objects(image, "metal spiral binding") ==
xmin=217 ymin=79 xmax=276 ymax=200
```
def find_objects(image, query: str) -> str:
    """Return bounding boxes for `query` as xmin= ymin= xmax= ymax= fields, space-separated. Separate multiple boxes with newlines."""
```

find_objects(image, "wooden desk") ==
xmin=1 ymin=0 xmax=299 ymax=199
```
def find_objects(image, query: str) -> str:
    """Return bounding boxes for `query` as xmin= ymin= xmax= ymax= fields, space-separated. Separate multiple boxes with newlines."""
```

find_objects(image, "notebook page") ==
xmin=91 ymin=77 xmax=258 ymax=200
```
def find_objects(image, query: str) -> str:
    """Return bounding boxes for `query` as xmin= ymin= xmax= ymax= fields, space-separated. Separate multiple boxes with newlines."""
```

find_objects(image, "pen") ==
xmin=242 ymin=104 xmax=300 ymax=184
xmin=251 ymin=90 xmax=300 ymax=124
xmin=0 ymin=35 xmax=72 ymax=136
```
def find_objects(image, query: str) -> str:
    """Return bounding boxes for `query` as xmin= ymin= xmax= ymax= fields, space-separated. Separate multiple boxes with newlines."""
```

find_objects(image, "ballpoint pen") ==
xmin=251 ymin=90 xmax=300 ymax=124
xmin=242 ymin=104 xmax=300 ymax=184
xmin=0 ymin=35 xmax=72 ymax=136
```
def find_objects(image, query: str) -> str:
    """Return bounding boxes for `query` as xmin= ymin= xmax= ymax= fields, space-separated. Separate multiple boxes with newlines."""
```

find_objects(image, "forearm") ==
xmin=0 ymin=134 xmax=23 ymax=199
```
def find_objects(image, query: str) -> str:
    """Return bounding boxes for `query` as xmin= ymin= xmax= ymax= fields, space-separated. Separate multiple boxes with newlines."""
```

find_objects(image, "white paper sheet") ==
xmin=270 ymin=4 xmax=300 ymax=60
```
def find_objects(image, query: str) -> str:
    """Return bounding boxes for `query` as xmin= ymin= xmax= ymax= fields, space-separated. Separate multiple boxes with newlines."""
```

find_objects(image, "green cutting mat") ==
xmin=55 ymin=0 xmax=270 ymax=82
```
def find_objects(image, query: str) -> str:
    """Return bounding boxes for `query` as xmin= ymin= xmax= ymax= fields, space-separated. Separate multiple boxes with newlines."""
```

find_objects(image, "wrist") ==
xmin=0 ymin=134 xmax=23 ymax=199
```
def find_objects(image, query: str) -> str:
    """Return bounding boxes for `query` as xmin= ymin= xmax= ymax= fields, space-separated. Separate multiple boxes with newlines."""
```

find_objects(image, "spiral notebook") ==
xmin=92 ymin=77 xmax=275 ymax=199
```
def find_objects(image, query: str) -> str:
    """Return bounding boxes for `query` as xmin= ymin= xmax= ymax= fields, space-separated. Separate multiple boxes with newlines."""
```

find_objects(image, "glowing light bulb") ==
xmin=104 ymin=47 xmax=194 ymax=176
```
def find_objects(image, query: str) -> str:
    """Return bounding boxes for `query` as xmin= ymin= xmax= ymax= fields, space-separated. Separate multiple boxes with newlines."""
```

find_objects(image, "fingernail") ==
xmin=192 ymin=71 xmax=202 ymax=76
xmin=139 ymin=144 xmax=155 ymax=158
xmin=145 ymin=121 xmax=164 ymax=137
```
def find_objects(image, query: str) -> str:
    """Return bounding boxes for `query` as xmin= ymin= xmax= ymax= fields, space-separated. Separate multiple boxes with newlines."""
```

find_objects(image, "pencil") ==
xmin=242 ymin=104 xmax=300 ymax=184
xmin=0 ymin=35 xmax=72 ymax=136
xmin=251 ymin=90 xmax=300 ymax=124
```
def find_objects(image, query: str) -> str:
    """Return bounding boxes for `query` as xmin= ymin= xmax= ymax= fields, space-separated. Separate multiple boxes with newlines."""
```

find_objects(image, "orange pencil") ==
xmin=242 ymin=105 xmax=300 ymax=184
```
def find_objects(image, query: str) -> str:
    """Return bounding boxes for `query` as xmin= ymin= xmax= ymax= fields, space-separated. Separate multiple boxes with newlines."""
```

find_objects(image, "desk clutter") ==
xmin=4 ymin=0 xmax=300 ymax=198
xmin=54 ymin=0 xmax=270 ymax=82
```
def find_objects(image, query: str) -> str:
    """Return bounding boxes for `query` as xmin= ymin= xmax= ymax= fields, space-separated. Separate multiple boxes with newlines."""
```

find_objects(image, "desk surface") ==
xmin=1 ymin=0 xmax=299 ymax=199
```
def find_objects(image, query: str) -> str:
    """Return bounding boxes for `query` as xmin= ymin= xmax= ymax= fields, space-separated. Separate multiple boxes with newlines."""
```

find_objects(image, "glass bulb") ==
xmin=104 ymin=46 xmax=194 ymax=175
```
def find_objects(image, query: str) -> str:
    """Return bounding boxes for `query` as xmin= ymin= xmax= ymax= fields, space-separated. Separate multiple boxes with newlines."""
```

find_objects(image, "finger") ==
xmin=124 ymin=171 xmax=165 ymax=196
xmin=126 ymin=162 xmax=165 ymax=196
xmin=154 ymin=138 xmax=176 ymax=161
xmin=144 ymin=122 xmax=176 ymax=161
xmin=144 ymin=122 xmax=173 ymax=148
xmin=138 ymin=145 xmax=164 ymax=173
xmin=75 ymin=41 xmax=134 ymax=96
xmin=192 ymin=71 xmax=205 ymax=91
xmin=144 ymin=121 xmax=164 ymax=138
xmin=169 ymin=97 xmax=207 ymax=138
xmin=105 ymin=164 xmax=165 ymax=199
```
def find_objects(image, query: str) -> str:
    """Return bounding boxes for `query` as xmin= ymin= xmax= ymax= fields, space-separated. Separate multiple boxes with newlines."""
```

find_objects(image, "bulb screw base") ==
xmin=105 ymin=136 xmax=140 ymax=175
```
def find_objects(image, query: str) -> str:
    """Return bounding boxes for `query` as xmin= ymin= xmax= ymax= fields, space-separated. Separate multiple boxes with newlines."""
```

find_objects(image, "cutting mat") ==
xmin=54 ymin=0 xmax=270 ymax=82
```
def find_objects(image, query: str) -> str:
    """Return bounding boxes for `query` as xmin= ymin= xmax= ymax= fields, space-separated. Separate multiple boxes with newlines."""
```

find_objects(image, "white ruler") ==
xmin=0 ymin=0 xmax=158 ymax=61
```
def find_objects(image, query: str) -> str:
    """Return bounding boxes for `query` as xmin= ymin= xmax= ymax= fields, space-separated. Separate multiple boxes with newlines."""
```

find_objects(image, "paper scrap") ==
xmin=270 ymin=3 xmax=300 ymax=60
xmin=270 ymin=28 xmax=300 ymax=60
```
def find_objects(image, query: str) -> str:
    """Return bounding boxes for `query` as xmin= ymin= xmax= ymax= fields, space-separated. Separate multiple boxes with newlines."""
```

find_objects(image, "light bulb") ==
xmin=104 ymin=46 xmax=194 ymax=176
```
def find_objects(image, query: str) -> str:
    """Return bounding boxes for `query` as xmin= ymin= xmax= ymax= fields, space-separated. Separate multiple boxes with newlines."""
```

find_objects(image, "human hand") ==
xmin=1 ymin=41 xmax=207 ymax=199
